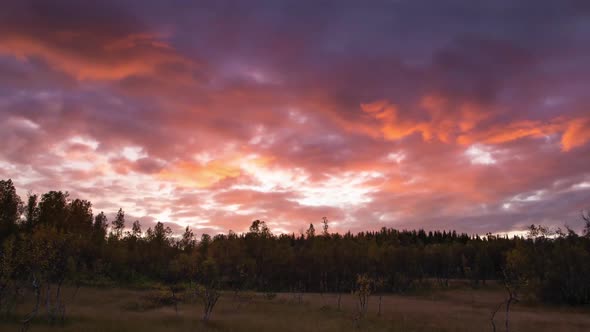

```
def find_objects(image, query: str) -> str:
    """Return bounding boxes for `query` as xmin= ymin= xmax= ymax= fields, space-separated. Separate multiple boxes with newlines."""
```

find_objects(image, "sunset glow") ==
xmin=1 ymin=1 xmax=589 ymax=235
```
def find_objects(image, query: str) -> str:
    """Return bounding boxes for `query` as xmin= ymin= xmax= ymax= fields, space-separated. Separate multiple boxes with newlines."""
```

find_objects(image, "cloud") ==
xmin=0 ymin=0 xmax=589 ymax=235
xmin=562 ymin=118 xmax=590 ymax=151
xmin=0 ymin=1 xmax=198 ymax=81
xmin=359 ymin=98 xmax=590 ymax=153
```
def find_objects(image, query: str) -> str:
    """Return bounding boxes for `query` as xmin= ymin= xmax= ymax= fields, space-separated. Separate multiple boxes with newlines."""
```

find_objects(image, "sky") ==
xmin=0 ymin=0 xmax=589 ymax=235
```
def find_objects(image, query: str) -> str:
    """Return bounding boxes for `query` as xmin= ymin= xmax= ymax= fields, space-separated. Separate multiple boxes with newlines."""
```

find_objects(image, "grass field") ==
xmin=2 ymin=285 xmax=589 ymax=332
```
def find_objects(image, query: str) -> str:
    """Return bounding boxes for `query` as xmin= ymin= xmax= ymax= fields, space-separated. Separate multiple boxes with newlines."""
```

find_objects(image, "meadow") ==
xmin=2 ymin=284 xmax=589 ymax=332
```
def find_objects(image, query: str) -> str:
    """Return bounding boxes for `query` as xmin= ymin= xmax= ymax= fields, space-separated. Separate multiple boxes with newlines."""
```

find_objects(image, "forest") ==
xmin=1 ymin=178 xmax=590 ymax=330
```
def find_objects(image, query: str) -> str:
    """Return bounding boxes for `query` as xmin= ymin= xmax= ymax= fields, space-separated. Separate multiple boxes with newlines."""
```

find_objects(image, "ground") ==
xmin=2 ymin=285 xmax=589 ymax=331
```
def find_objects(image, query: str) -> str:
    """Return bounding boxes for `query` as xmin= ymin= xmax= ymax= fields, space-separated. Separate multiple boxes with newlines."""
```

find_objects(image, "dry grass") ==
xmin=1 ymin=285 xmax=589 ymax=332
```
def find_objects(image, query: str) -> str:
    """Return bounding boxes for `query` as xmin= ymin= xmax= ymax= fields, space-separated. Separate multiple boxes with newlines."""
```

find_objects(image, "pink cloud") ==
xmin=1 ymin=1 xmax=589 ymax=236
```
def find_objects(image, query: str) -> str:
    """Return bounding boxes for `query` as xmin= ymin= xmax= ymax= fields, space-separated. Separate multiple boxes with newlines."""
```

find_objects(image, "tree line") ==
xmin=1 ymin=178 xmax=590 ymax=323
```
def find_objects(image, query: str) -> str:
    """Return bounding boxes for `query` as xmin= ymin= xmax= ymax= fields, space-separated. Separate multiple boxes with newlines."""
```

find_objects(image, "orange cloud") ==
xmin=360 ymin=98 xmax=589 ymax=152
xmin=561 ymin=118 xmax=590 ymax=151
xmin=157 ymin=153 xmax=273 ymax=189
xmin=0 ymin=30 xmax=194 ymax=81
xmin=159 ymin=159 xmax=242 ymax=188
xmin=360 ymin=97 xmax=490 ymax=143
xmin=456 ymin=120 xmax=562 ymax=145
xmin=458 ymin=117 xmax=590 ymax=152
xmin=360 ymin=100 xmax=429 ymax=140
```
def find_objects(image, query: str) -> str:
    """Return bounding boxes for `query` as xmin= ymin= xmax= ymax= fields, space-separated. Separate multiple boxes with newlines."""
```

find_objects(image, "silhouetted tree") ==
xmin=23 ymin=193 xmax=38 ymax=230
xmin=178 ymin=226 xmax=195 ymax=251
xmin=92 ymin=212 xmax=108 ymax=245
xmin=110 ymin=208 xmax=125 ymax=240
xmin=67 ymin=198 xmax=93 ymax=235
xmin=583 ymin=210 xmax=590 ymax=238
xmin=131 ymin=220 xmax=142 ymax=238
xmin=306 ymin=223 xmax=315 ymax=239
xmin=0 ymin=179 xmax=22 ymax=241
xmin=322 ymin=217 xmax=329 ymax=237
xmin=37 ymin=191 xmax=68 ymax=230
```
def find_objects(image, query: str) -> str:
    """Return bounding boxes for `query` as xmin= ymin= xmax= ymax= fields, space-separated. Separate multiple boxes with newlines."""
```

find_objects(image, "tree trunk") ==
xmin=171 ymin=288 xmax=178 ymax=315
xmin=45 ymin=284 xmax=51 ymax=322
xmin=0 ymin=284 xmax=5 ymax=314
xmin=203 ymin=302 xmax=211 ymax=322
xmin=490 ymin=300 xmax=503 ymax=332
xmin=378 ymin=295 xmax=382 ymax=316
xmin=505 ymin=298 xmax=512 ymax=332
xmin=54 ymin=281 xmax=62 ymax=324
xmin=21 ymin=276 xmax=41 ymax=332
